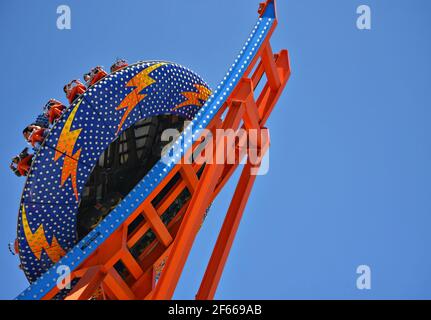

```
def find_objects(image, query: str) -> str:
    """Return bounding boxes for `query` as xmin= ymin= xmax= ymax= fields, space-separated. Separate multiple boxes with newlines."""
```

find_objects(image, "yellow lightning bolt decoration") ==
xmin=55 ymin=100 xmax=83 ymax=201
xmin=115 ymin=62 xmax=166 ymax=134
xmin=173 ymin=84 xmax=212 ymax=111
xmin=21 ymin=205 xmax=66 ymax=262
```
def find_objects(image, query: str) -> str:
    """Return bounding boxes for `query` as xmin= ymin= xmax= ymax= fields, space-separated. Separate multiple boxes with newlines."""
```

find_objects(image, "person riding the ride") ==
xmin=83 ymin=66 xmax=108 ymax=87
xmin=110 ymin=59 xmax=128 ymax=73
xmin=10 ymin=148 xmax=33 ymax=177
xmin=64 ymin=79 xmax=86 ymax=104
xmin=23 ymin=125 xmax=48 ymax=150
xmin=8 ymin=239 xmax=20 ymax=256
xmin=43 ymin=98 xmax=66 ymax=125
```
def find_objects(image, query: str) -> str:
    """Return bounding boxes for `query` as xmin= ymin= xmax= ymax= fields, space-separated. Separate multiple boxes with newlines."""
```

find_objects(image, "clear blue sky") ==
xmin=0 ymin=0 xmax=430 ymax=299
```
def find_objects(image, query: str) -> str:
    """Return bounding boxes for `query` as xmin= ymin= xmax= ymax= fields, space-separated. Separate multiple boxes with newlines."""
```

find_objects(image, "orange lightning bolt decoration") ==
xmin=173 ymin=84 xmax=212 ymax=111
xmin=115 ymin=62 xmax=166 ymax=135
xmin=54 ymin=100 xmax=83 ymax=201
xmin=22 ymin=205 xmax=66 ymax=262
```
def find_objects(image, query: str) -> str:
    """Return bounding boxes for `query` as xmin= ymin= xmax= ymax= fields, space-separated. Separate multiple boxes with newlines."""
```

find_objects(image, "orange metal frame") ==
xmin=41 ymin=1 xmax=290 ymax=300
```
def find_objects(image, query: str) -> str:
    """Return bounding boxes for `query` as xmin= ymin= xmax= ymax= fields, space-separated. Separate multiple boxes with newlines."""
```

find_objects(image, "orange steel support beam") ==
xmin=141 ymin=202 xmax=173 ymax=247
xmin=180 ymin=164 xmax=199 ymax=193
xmin=121 ymin=248 xmax=144 ymax=280
xmin=196 ymin=161 xmax=259 ymax=300
xmin=65 ymin=266 xmax=105 ymax=300
xmin=103 ymin=268 xmax=136 ymax=300
xmin=258 ymin=50 xmax=290 ymax=125
xmin=262 ymin=42 xmax=281 ymax=90
xmin=152 ymin=164 xmax=224 ymax=299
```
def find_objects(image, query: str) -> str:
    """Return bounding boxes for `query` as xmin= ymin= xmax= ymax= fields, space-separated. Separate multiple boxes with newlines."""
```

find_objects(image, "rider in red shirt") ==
xmin=23 ymin=125 xmax=47 ymax=150
xmin=84 ymin=66 xmax=108 ymax=87
xmin=64 ymin=80 xmax=86 ymax=104
xmin=110 ymin=59 xmax=128 ymax=73
xmin=10 ymin=148 xmax=33 ymax=177
xmin=44 ymin=98 xmax=66 ymax=124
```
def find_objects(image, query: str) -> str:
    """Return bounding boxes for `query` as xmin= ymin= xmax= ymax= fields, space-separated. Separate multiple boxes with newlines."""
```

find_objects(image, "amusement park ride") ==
xmin=14 ymin=0 xmax=290 ymax=300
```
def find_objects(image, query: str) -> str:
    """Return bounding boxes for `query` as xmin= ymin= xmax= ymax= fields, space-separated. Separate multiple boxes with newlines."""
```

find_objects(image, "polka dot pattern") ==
xmin=45 ymin=98 xmax=113 ymax=166
xmin=17 ymin=203 xmax=77 ymax=282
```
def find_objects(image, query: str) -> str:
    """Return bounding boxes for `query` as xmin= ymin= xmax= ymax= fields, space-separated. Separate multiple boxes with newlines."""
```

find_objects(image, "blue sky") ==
xmin=0 ymin=0 xmax=431 ymax=299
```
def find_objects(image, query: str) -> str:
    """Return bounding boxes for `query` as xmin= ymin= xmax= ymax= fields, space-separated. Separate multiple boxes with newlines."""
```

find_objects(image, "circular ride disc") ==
xmin=17 ymin=61 xmax=211 ymax=282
